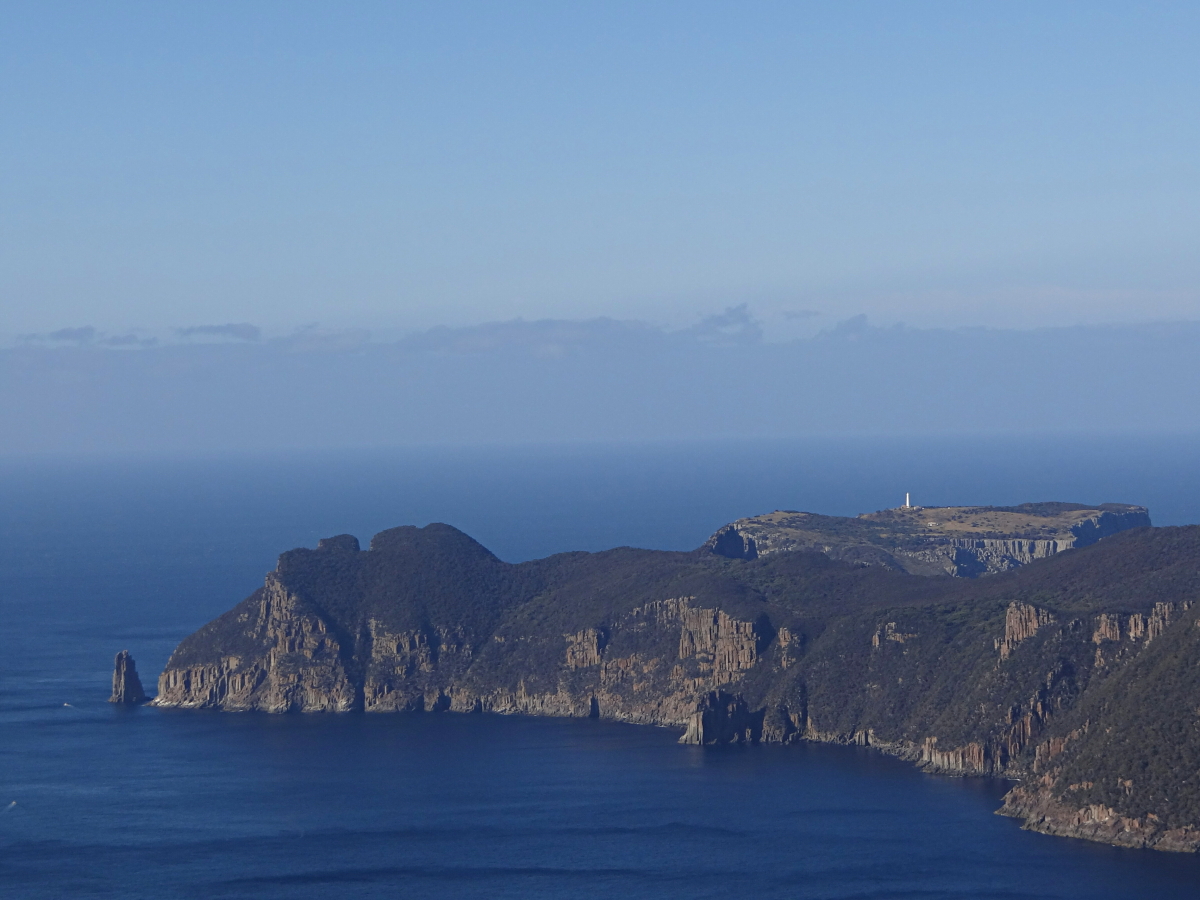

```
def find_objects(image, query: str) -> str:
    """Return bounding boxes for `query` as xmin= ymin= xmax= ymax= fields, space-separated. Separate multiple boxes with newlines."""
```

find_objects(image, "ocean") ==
xmin=4 ymin=436 xmax=1200 ymax=899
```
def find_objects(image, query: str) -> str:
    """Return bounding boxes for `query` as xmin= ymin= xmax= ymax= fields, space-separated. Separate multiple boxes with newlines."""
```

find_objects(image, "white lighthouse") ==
xmin=905 ymin=492 xmax=911 ymax=508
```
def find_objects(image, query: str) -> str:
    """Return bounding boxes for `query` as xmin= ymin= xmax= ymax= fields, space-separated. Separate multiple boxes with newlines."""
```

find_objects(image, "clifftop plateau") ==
xmin=704 ymin=502 xmax=1150 ymax=576
xmin=149 ymin=502 xmax=1200 ymax=852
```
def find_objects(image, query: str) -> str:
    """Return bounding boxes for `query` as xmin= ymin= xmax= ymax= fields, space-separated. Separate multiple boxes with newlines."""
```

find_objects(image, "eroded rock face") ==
xmin=999 ymin=782 xmax=1200 ymax=852
xmin=155 ymin=576 xmax=358 ymax=712
xmin=110 ymin=650 xmax=148 ymax=705
xmin=151 ymin=520 xmax=1200 ymax=852
xmin=708 ymin=525 xmax=758 ymax=560
xmin=565 ymin=628 xmax=606 ymax=669
xmin=360 ymin=618 xmax=477 ymax=712
xmin=680 ymin=691 xmax=764 ymax=744
xmin=996 ymin=601 xmax=1054 ymax=660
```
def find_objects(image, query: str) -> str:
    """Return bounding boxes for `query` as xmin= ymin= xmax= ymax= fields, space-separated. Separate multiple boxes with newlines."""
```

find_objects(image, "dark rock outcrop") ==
xmin=110 ymin=650 xmax=148 ymax=705
xmin=152 ymin=514 xmax=1200 ymax=853
xmin=708 ymin=525 xmax=758 ymax=560
xmin=680 ymin=691 xmax=765 ymax=744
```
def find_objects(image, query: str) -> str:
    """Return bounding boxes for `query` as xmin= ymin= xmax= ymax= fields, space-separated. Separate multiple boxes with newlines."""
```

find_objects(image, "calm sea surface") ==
xmin=4 ymin=436 xmax=1200 ymax=899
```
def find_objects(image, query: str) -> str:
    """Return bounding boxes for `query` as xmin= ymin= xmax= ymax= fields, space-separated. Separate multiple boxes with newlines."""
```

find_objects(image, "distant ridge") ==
xmin=703 ymin=502 xmax=1151 ymax=576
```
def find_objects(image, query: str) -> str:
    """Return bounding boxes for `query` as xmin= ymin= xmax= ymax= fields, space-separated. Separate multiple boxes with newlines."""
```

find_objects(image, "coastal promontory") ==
xmin=150 ymin=502 xmax=1200 ymax=851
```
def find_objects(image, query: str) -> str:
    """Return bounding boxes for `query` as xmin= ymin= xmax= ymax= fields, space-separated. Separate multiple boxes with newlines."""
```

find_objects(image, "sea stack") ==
xmin=110 ymin=650 xmax=148 ymax=705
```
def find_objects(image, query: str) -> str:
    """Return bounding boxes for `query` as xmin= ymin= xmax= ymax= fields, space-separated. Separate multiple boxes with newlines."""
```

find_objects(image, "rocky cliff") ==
xmin=152 ymin=512 xmax=1200 ymax=852
xmin=703 ymin=502 xmax=1151 ymax=576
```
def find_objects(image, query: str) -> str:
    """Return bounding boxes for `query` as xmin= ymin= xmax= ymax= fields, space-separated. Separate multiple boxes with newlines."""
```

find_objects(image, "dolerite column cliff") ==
xmin=153 ymin=572 xmax=360 ymax=712
xmin=150 ymin=520 xmax=1200 ymax=853
xmin=110 ymin=650 xmax=148 ymax=705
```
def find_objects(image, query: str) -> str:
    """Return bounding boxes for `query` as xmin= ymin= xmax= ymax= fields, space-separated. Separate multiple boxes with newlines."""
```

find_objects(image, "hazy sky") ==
xmin=4 ymin=1 xmax=1199 ymax=338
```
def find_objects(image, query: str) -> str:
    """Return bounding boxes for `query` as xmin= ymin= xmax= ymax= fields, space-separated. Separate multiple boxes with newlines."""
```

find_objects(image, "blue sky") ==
xmin=3 ymin=1 xmax=1199 ymax=337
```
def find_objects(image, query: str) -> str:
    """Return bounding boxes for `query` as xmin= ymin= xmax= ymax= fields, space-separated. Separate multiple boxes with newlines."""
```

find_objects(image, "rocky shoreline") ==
xmin=999 ymin=782 xmax=1200 ymax=852
xmin=134 ymin=507 xmax=1200 ymax=853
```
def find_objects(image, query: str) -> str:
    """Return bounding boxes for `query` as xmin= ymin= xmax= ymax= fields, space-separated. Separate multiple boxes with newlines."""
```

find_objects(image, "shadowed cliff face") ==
xmin=154 ymin=521 xmax=1200 ymax=852
xmin=109 ymin=650 xmax=147 ymax=705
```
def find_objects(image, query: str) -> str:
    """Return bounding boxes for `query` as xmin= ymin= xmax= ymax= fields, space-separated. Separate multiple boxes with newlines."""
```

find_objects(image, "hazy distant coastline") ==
xmin=4 ymin=314 xmax=1199 ymax=454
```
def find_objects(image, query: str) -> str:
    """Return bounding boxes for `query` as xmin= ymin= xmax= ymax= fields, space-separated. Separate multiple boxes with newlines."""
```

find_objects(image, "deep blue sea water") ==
xmin=4 ymin=436 xmax=1200 ymax=899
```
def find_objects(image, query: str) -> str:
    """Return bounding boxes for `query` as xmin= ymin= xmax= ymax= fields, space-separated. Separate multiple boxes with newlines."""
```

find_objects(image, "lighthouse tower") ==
xmin=905 ymin=493 xmax=911 ymax=508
